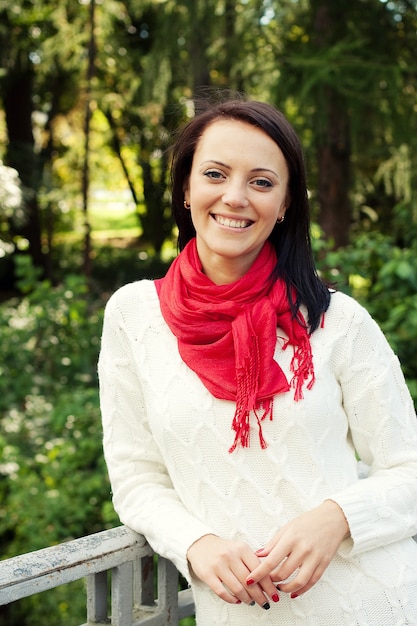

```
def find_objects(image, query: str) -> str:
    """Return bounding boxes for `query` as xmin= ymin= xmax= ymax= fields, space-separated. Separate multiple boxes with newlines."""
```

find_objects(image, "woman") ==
xmin=99 ymin=99 xmax=417 ymax=625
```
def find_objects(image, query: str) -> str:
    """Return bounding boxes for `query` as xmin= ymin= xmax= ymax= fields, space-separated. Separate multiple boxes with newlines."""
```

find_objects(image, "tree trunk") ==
xmin=311 ymin=0 xmax=352 ymax=247
xmin=3 ymin=65 xmax=46 ymax=272
xmin=316 ymin=87 xmax=351 ymax=247
xmin=81 ymin=0 xmax=96 ymax=283
xmin=188 ymin=0 xmax=211 ymax=97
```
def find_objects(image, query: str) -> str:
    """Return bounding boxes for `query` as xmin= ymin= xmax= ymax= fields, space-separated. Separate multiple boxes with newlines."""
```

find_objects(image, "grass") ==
xmin=88 ymin=202 xmax=140 ymax=233
xmin=54 ymin=201 xmax=142 ymax=245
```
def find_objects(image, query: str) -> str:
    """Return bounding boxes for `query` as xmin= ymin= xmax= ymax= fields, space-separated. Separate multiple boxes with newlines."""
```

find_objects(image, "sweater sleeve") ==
xmin=328 ymin=294 xmax=417 ymax=556
xmin=98 ymin=288 xmax=215 ymax=581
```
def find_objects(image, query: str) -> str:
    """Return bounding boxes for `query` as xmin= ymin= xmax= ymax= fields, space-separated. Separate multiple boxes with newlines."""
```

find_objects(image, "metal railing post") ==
xmin=112 ymin=562 xmax=134 ymax=626
xmin=86 ymin=570 xmax=108 ymax=623
xmin=155 ymin=558 xmax=179 ymax=625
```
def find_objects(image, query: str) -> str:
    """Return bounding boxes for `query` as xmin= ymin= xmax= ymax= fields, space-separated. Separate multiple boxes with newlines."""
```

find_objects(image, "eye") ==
xmin=204 ymin=169 xmax=224 ymax=181
xmin=251 ymin=178 xmax=273 ymax=188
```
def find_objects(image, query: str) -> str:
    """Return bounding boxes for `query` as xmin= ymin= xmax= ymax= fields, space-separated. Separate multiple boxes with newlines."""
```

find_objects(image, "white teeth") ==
xmin=214 ymin=215 xmax=251 ymax=229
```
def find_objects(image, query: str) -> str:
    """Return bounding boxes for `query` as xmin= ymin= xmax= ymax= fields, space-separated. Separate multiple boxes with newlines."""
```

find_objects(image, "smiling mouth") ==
xmin=212 ymin=214 xmax=253 ymax=229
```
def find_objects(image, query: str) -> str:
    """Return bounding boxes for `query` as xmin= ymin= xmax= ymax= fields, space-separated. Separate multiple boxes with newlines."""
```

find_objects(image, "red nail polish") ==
xmin=272 ymin=593 xmax=280 ymax=603
xmin=290 ymin=593 xmax=299 ymax=599
xmin=235 ymin=599 xmax=242 ymax=604
xmin=246 ymin=578 xmax=255 ymax=586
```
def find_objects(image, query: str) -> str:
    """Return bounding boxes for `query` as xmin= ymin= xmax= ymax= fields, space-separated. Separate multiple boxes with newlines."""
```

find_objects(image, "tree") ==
xmin=0 ymin=0 xmax=91 ymax=277
xmin=308 ymin=0 xmax=352 ymax=247
xmin=268 ymin=0 xmax=417 ymax=246
xmin=96 ymin=0 xmax=186 ymax=255
xmin=1 ymin=2 xmax=45 ymax=270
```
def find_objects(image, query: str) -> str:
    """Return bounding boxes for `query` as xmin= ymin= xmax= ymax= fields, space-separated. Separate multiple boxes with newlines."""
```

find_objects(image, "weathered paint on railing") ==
xmin=0 ymin=525 xmax=195 ymax=626
xmin=2 ymin=524 xmax=416 ymax=625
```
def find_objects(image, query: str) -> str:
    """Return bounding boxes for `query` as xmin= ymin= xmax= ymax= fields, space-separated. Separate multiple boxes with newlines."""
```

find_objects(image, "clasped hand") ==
xmin=186 ymin=500 xmax=349 ymax=608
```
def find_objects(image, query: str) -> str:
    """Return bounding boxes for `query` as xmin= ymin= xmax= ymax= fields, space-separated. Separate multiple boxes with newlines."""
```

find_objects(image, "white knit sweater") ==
xmin=99 ymin=280 xmax=417 ymax=625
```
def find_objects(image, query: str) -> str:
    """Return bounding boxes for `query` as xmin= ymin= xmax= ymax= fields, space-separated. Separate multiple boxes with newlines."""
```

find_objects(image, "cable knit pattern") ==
xmin=99 ymin=280 xmax=417 ymax=625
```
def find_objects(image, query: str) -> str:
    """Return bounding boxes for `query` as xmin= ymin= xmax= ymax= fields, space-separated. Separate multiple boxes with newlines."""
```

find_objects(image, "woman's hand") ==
xmin=186 ymin=534 xmax=280 ymax=609
xmin=246 ymin=500 xmax=350 ymax=598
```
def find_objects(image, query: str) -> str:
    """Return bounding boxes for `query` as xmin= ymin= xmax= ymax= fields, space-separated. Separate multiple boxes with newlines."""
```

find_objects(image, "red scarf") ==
xmin=155 ymin=239 xmax=315 ymax=452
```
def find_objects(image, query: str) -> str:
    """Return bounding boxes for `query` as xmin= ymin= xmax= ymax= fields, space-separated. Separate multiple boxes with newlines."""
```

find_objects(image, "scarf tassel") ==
xmin=229 ymin=334 xmax=273 ymax=452
xmin=289 ymin=340 xmax=315 ymax=401
xmin=229 ymin=400 xmax=273 ymax=453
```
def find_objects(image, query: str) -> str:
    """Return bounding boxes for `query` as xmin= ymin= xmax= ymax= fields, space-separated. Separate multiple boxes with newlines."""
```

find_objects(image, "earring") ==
xmin=276 ymin=215 xmax=285 ymax=224
xmin=184 ymin=200 xmax=191 ymax=209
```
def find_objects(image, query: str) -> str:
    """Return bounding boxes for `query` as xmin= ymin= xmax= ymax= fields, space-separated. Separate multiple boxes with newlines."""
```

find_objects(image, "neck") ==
xmin=196 ymin=247 xmax=261 ymax=285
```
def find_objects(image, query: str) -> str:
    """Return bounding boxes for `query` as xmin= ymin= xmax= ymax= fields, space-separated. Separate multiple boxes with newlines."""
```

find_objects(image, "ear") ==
xmin=278 ymin=201 xmax=287 ymax=221
xmin=183 ymin=181 xmax=190 ymax=206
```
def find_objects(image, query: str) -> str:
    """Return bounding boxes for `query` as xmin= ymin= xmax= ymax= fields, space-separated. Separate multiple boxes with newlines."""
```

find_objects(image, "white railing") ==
xmin=0 ymin=525 xmax=195 ymax=626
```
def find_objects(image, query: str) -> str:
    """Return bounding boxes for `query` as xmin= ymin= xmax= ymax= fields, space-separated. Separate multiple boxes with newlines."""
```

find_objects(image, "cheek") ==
xmin=189 ymin=206 xmax=203 ymax=227
xmin=263 ymin=197 xmax=284 ymax=221
xmin=274 ymin=193 xmax=287 ymax=216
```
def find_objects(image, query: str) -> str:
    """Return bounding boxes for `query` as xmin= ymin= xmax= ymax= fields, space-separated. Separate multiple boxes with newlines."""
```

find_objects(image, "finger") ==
xmin=206 ymin=575 xmax=242 ymax=604
xmin=268 ymin=539 xmax=316 ymax=583
xmin=275 ymin=540 xmax=335 ymax=588
xmin=246 ymin=572 xmax=282 ymax=606
xmin=235 ymin=568 xmax=275 ymax=607
xmin=278 ymin=560 xmax=326 ymax=596
xmin=221 ymin=576 xmax=255 ymax=605
xmin=269 ymin=552 xmax=301 ymax=583
xmin=236 ymin=550 xmax=281 ymax=607
xmin=246 ymin=552 xmax=288 ymax=584
xmin=246 ymin=580 xmax=278 ymax=609
xmin=219 ymin=557 xmax=272 ymax=607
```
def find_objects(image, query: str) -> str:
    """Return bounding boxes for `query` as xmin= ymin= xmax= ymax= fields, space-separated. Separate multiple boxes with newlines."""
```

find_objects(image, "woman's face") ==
xmin=184 ymin=119 xmax=288 ymax=284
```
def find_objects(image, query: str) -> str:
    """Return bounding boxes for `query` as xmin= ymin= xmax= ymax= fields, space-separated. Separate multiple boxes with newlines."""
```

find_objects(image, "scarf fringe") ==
xmin=290 ymin=340 xmax=315 ymax=401
xmin=229 ymin=332 xmax=315 ymax=451
xmin=229 ymin=334 xmax=266 ymax=452
xmin=229 ymin=400 xmax=273 ymax=453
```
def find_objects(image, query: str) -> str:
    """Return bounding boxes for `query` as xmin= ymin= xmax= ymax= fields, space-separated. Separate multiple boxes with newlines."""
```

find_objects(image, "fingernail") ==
xmin=262 ymin=602 xmax=270 ymax=610
xmin=272 ymin=593 xmax=280 ymax=603
xmin=290 ymin=593 xmax=299 ymax=599
xmin=235 ymin=599 xmax=242 ymax=604
xmin=249 ymin=601 xmax=256 ymax=606
xmin=246 ymin=578 xmax=255 ymax=586
xmin=276 ymin=585 xmax=281 ymax=591
xmin=255 ymin=547 xmax=264 ymax=555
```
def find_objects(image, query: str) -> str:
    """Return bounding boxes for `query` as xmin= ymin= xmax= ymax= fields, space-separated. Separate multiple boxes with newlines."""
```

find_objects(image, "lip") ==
xmin=212 ymin=214 xmax=254 ymax=229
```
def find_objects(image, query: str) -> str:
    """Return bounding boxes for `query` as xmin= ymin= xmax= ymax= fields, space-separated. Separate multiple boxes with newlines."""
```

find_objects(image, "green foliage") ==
xmin=317 ymin=230 xmax=417 ymax=404
xmin=0 ymin=262 xmax=118 ymax=625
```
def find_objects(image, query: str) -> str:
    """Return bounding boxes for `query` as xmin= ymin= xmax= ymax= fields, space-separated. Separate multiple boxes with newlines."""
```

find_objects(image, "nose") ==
xmin=222 ymin=179 xmax=249 ymax=209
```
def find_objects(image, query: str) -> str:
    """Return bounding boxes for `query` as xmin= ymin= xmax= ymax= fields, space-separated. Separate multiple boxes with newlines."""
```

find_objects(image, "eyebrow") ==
xmin=200 ymin=160 xmax=280 ymax=179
